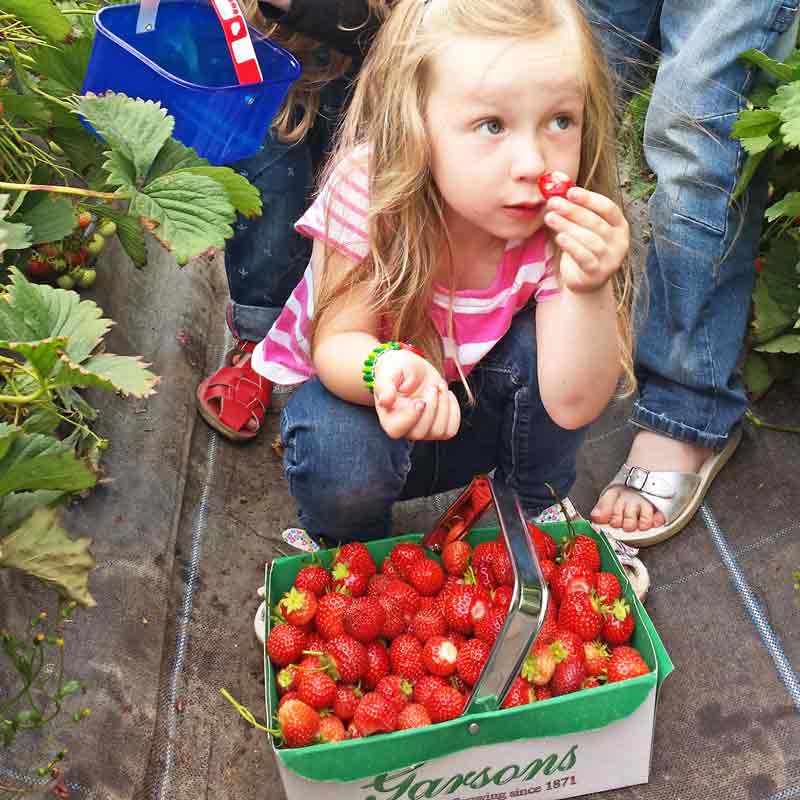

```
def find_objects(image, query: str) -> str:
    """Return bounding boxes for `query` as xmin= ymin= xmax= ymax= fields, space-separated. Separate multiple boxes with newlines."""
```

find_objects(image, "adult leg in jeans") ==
xmin=196 ymin=78 xmax=351 ymax=440
xmin=586 ymin=0 xmax=799 ymax=539
xmin=280 ymin=309 xmax=586 ymax=541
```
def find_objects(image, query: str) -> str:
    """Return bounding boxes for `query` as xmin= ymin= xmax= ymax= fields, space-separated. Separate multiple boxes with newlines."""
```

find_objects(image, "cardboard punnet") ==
xmin=264 ymin=522 xmax=673 ymax=800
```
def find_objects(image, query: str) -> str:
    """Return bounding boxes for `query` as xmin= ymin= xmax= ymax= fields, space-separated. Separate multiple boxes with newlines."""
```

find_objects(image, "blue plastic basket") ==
xmin=81 ymin=1 xmax=301 ymax=165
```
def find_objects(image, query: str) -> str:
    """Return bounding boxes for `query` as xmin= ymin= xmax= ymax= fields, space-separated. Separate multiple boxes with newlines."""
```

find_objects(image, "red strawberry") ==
xmin=377 ymin=594 xmax=408 ymax=639
xmin=318 ymin=715 xmax=346 ymax=742
xmin=535 ymin=601 xmax=559 ymax=647
xmin=413 ymin=674 xmax=447 ymax=706
xmin=560 ymin=533 xmax=601 ymax=573
xmin=277 ymin=587 xmax=318 ymax=627
xmin=383 ymin=579 xmax=420 ymax=618
xmin=527 ymin=523 xmax=558 ymax=560
xmin=380 ymin=557 xmax=400 ymax=577
xmin=521 ymin=649 xmax=556 ymax=686
xmin=278 ymin=690 xmax=299 ymax=708
xmin=410 ymin=607 xmax=448 ymax=643
xmin=367 ymin=573 xmax=392 ymax=596
xmin=444 ymin=585 xmax=476 ymax=634
xmin=594 ymin=571 xmax=622 ymax=604
xmin=550 ymin=628 xmax=584 ymax=664
xmin=492 ymin=585 xmax=513 ymax=612
xmin=389 ymin=634 xmax=426 ymax=681
xmin=407 ymin=558 xmax=445 ymax=596
xmin=397 ymin=702 xmax=431 ymax=729
xmin=607 ymin=646 xmax=649 ymax=683
xmin=534 ymin=685 xmax=553 ymax=701
xmin=296 ymin=670 xmax=337 ymax=710
xmin=491 ymin=542 xmax=514 ymax=587
xmin=502 ymin=676 xmax=536 ymax=708
xmin=304 ymin=633 xmax=326 ymax=653
xmin=315 ymin=592 xmax=352 ymax=640
xmin=564 ymin=573 xmax=594 ymax=597
xmin=540 ymin=558 xmax=557 ymax=586
xmin=422 ymin=635 xmax=459 ymax=677
xmin=602 ymin=598 xmax=635 ymax=645
xmin=551 ymin=658 xmax=587 ymax=696
xmin=333 ymin=542 xmax=376 ymax=579
xmin=558 ymin=592 xmax=604 ymax=642
xmin=275 ymin=665 xmax=298 ymax=695
xmin=333 ymin=685 xmax=362 ymax=721
xmin=425 ymin=685 xmax=464 ymax=722
xmin=325 ymin=635 xmax=367 ymax=683
xmin=267 ymin=624 xmax=307 ymax=667
xmin=390 ymin=542 xmax=426 ymax=579
xmin=582 ymin=676 xmax=602 ymax=689
xmin=343 ymin=596 xmax=386 ymax=643
xmin=472 ymin=541 xmax=497 ymax=573
xmin=553 ymin=562 xmax=595 ymax=605
xmin=332 ymin=562 xmax=369 ymax=597
xmin=468 ymin=587 xmax=492 ymax=627
xmin=376 ymin=675 xmax=413 ymax=712
xmin=473 ymin=561 xmax=497 ymax=592
xmin=294 ymin=565 xmax=332 ymax=597
xmin=347 ymin=720 xmax=362 ymax=739
xmin=353 ymin=692 xmax=398 ymax=736
xmin=538 ymin=169 xmax=574 ymax=199
xmin=583 ymin=640 xmax=610 ymax=677
xmin=442 ymin=540 xmax=471 ymax=577
xmin=456 ymin=638 xmax=491 ymax=687
xmin=277 ymin=698 xmax=320 ymax=748
xmin=474 ymin=606 xmax=506 ymax=645
xmin=363 ymin=640 xmax=390 ymax=690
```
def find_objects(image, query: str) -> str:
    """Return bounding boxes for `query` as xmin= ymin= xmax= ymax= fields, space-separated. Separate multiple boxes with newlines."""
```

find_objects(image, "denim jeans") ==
xmin=586 ymin=0 xmax=799 ymax=449
xmin=280 ymin=308 xmax=587 ymax=541
xmin=224 ymin=76 xmax=352 ymax=342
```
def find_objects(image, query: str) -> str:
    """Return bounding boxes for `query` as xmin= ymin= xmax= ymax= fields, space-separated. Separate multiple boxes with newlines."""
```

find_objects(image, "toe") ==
xmin=590 ymin=489 xmax=617 ymax=523
xmin=638 ymin=502 xmax=654 ymax=531
xmin=609 ymin=494 xmax=627 ymax=528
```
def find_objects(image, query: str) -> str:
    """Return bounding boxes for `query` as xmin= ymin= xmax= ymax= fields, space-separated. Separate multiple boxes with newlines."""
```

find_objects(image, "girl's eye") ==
xmin=478 ymin=118 xmax=504 ymax=135
xmin=551 ymin=115 xmax=574 ymax=131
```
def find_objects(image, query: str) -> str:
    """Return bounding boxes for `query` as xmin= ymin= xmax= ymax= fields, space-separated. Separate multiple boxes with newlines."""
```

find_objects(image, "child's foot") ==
xmin=590 ymin=430 xmax=713 ymax=533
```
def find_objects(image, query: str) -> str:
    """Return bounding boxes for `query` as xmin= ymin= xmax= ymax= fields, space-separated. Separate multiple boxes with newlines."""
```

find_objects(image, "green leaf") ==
xmin=48 ymin=126 xmax=105 ymax=176
xmin=738 ymin=48 xmax=795 ymax=82
xmin=756 ymin=236 xmax=800 ymax=321
xmin=0 ymin=91 xmax=52 ymax=127
xmin=732 ymin=149 xmax=769 ymax=201
xmin=751 ymin=275 xmax=793 ymax=344
xmin=755 ymin=333 xmax=800 ymax=353
xmin=77 ymin=94 xmax=175 ymax=183
xmin=0 ymin=490 xmax=64 ymax=538
xmin=0 ymin=0 xmax=71 ymax=43
xmin=148 ymin=137 xmax=208 ymax=179
xmin=14 ymin=196 xmax=76 ymax=245
xmin=0 ymin=430 xmax=96 ymax=494
xmin=743 ymin=352 xmax=774 ymax=401
xmin=177 ymin=166 xmax=262 ymax=218
xmin=732 ymin=109 xmax=781 ymax=142
xmin=53 ymin=353 xmax=160 ymax=398
xmin=100 ymin=150 xmax=137 ymax=191
xmin=89 ymin=205 xmax=147 ymax=268
xmin=0 ymin=423 xmax=20 ymax=463
xmin=0 ymin=268 xmax=112 ymax=363
xmin=768 ymin=82 xmax=800 ymax=148
xmin=765 ymin=191 xmax=800 ymax=222
xmin=0 ymin=508 xmax=96 ymax=606
xmin=0 ymin=194 xmax=32 ymax=255
xmin=28 ymin=37 xmax=94 ymax=97
xmin=0 ymin=337 xmax=67 ymax=380
xmin=130 ymin=171 xmax=235 ymax=261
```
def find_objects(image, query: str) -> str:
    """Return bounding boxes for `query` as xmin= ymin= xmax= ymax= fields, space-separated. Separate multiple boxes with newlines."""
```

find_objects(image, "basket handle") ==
xmin=135 ymin=0 xmax=264 ymax=86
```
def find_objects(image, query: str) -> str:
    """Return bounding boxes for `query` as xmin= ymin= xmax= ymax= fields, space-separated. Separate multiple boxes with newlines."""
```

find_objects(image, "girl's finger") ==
xmin=545 ymin=212 xmax=607 ymax=256
xmin=564 ymin=187 xmax=627 ymax=228
xmin=381 ymin=397 xmax=426 ymax=439
xmin=444 ymin=391 xmax=461 ymax=439
xmin=556 ymin=233 xmax=599 ymax=272
xmin=407 ymin=384 xmax=440 ymax=440
xmin=428 ymin=385 xmax=454 ymax=439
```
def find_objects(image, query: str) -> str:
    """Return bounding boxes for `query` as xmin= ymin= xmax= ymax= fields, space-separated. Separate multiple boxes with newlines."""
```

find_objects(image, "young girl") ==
xmin=252 ymin=0 xmax=633 ymax=541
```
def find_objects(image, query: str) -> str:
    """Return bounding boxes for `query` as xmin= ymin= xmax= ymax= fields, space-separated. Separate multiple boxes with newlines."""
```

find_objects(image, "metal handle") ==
xmin=136 ymin=0 xmax=160 ymax=33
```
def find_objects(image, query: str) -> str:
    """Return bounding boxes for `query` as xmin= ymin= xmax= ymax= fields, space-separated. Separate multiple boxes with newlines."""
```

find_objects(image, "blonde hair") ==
xmin=314 ymin=0 xmax=636 ymax=395
xmin=243 ymin=0 xmax=393 ymax=143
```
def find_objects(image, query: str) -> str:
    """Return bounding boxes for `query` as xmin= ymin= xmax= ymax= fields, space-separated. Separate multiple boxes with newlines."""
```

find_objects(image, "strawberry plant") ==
xmin=0 ymin=0 xmax=262 ymax=281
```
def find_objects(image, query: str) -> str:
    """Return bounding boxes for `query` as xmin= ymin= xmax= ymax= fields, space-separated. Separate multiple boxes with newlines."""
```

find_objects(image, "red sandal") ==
xmin=196 ymin=340 xmax=272 ymax=441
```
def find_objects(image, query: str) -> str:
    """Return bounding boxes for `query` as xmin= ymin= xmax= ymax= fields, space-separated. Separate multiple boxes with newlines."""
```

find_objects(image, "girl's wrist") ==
xmin=362 ymin=341 xmax=425 ymax=393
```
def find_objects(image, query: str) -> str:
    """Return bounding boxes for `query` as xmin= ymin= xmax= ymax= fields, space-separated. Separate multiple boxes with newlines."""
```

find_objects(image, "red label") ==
xmin=209 ymin=0 xmax=263 ymax=86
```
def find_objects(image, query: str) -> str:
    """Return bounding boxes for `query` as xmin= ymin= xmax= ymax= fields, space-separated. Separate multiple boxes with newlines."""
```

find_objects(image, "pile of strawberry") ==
xmin=266 ymin=527 xmax=650 ymax=749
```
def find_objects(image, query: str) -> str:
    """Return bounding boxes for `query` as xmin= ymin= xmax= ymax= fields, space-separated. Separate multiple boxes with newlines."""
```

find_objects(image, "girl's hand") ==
xmin=543 ymin=187 xmax=629 ymax=294
xmin=372 ymin=350 xmax=461 ymax=441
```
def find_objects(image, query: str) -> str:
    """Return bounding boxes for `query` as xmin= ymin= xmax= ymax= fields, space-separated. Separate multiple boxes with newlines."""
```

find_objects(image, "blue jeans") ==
xmin=280 ymin=308 xmax=587 ymax=541
xmin=586 ymin=0 xmax=799 ymax=449
xmin=224 ymin=77 xmax=352 ymax=342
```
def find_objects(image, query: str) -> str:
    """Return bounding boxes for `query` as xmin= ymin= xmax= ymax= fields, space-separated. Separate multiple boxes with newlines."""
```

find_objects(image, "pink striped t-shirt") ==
xmin=251 ymin=147 xmax=560 ymax=385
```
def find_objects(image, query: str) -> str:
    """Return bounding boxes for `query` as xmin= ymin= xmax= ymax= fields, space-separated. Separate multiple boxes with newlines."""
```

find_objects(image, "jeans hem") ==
xmin=630 ymin=402 xmax=736 ymax=450
xmin=227 ymin=301 xmax=282 ymax=342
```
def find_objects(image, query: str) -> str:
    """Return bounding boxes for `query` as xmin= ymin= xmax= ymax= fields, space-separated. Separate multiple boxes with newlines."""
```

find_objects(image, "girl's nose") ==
xmin=510 ymin=139 xmax=546 ymax=182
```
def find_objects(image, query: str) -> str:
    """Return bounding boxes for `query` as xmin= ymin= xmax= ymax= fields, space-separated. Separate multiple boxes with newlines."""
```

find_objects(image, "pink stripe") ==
xmin=330 ymin=187 xmax=368 ymax=219
xmin=535 ymin=287 xmax=560 ymax=301
xmin=263 ymin=339 xmax=313 ymax=378
xmin=342 ymin=173 xmax=368 ymax=199
xmin=431 ymin=309 xmax=513 ymax=345
xmin=328 ymin=208 xmax=368 ymax=240
xmin=294 ymin=223 xmax=367 ymax=263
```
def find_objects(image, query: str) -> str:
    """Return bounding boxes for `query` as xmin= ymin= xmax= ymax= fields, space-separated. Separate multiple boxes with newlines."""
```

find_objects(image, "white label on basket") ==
xmin=213 ymin=0 xmax=239 ymax=21
xmin=232 ymin=36 xmax=257 ymax=65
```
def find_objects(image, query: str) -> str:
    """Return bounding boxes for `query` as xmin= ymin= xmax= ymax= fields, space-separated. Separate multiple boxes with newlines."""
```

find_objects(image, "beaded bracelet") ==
xmin=362 ymin=341 xmax=425 ymax=393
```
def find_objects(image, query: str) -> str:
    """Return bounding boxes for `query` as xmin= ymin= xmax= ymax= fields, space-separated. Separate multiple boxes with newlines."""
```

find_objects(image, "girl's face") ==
xmin=424 ymin=27 xmax=585 ymax=249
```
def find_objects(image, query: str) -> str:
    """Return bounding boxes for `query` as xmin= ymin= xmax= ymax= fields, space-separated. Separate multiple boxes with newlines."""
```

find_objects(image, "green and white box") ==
xmin=265 ymin=521 xmax=673 ymax=800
